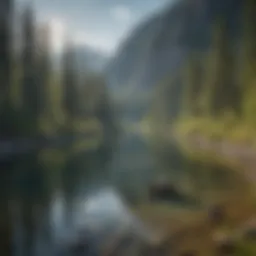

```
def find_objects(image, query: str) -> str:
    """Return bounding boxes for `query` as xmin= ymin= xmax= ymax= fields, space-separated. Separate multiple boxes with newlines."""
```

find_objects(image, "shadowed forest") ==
xmin=0 ymin=0 xmax=117 ymax=255
xmin=0 ymin=0 xmax=256 ymax=255
xmin=149 ymin=0 xmax=256 ymax=142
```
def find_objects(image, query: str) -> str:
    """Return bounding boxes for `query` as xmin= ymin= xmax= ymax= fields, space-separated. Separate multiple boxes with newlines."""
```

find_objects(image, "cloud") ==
xmin=40 ymin=17 xmax=68 ymax=52
xmin=48 ymin=17 xmax=67 ymax=53
xmin=110 ymin=5 xmax=132 ymax=23
xmin=40 ymin=16 xmax=117 ymax=55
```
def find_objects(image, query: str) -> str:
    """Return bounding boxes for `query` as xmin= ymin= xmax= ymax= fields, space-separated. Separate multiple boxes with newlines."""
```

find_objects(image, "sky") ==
xmin=17 ymin=0 xmax=170 ymax=55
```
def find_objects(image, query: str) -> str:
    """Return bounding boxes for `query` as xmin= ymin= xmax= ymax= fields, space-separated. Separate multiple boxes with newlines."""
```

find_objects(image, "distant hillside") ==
xmin=106 ymin=0 xmax=244 ymax=120
xmin=53 ymin=45 xmax=109 ymax=74
xmin=108 ymin=0 xmax=242 ymax=90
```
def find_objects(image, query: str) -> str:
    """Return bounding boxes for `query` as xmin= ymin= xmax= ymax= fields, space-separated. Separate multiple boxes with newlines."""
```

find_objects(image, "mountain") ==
xmin=53 ymin=45 xmax=109 ymax=74
xmin=74 ymin=46 xmax=109 ymax=74
xmin=107 ymin=0 xmax=243 ymax=89
xmin=106 ymin=0 xmax=244 ymax=120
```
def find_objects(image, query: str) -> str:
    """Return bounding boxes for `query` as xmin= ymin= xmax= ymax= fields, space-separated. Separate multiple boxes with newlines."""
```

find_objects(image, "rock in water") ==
xmin=148 ymin=179 xmax=196 ymax=205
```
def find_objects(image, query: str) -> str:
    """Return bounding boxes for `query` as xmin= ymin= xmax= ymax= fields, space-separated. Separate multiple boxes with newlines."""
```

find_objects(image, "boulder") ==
xmin=149 ymin=179 xmax=187 ymax=204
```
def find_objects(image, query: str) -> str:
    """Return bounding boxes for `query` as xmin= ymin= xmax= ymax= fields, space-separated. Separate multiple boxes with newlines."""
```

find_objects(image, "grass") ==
xmin=174 ymin=117 xmax=256 ymax=145
xmin=174 ymin=117 xmax=256 ymax=197
xmin=236 ymin=241 xmax=256 ymax=255
xmin=137 ymin=116 xmax=256 ymax=255
xmin=133 ymin=195 xmax=256 ymax=255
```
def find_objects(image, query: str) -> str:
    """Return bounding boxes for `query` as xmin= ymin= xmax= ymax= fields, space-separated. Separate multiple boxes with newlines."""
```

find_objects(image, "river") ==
xmin=4 ymin=129 xmax=158 ymax=256
xmin=4 ymin=128 xmax=250 ymax=256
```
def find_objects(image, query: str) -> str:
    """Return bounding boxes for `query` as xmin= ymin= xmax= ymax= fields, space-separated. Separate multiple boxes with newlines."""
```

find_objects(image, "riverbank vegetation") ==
xmin=135 ymin=198 xmax=256 ymax=255
xmin=146 ymin=0 xmax=256 ymax=145
xmin=139 ymin=1 xmax=256 ymax=254
xmin=145 ymin=0 xmax=256 ymax=174
xmin=175 ymin=1 xmax=256 ymax=144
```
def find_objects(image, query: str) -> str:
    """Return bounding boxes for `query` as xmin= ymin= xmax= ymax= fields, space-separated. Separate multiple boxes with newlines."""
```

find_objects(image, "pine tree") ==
xmin=240 ymin=0 xmax=256 ymax=126
xmin=239 ymin=0 xmax=256 ymax=87
xmin=181 ymin=52 xmax=202 ymax=117
xmin=36 ymin=24 xmax=51 ymax=116
xmin=0 ymin=0 xmax=14 ymax=136
xmin=0 ymin=0 xmax=17 ymax=139
xmin=0 ymin=0 xmax=15 ymax=137
xmin=62 ymin=40 xmax=78 ymax=131
xmin=0 ymin=1 xmax=15 ymax=255
xmin=92 ymin=76 xmax=118 ymax=167
xmin=0 ymin=0 xmax=12 ymax=107
xmin=21 ymin=5 xmax=39 ymax=133
xmin=202 ymin=17 xmax=240 ymax=117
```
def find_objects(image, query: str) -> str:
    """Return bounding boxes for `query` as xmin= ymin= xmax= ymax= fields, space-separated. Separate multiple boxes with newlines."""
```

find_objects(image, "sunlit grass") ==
xmin=236 ymin=241 xmax=256 ymax=255
xmin=174 ymin=117 xmax=256 ymax=145
xmin=133 ymin=196 xmax=256 ymax=255
xmin=137 ymin=116 xmax=256 ymax=255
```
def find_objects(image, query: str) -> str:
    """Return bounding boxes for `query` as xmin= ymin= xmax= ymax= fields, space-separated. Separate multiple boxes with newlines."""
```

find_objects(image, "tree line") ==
xmin=0 ymin=1 xmax=117 ymax=255
xmin=149 ymin=0 xmax=256 ymax=142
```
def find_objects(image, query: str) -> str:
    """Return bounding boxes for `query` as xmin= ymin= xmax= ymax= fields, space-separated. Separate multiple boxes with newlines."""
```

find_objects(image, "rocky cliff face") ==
xmin=106 ymin=0 xmax=245 ymax=121
xmin=107 ymin=0 xmax=243 ymax=92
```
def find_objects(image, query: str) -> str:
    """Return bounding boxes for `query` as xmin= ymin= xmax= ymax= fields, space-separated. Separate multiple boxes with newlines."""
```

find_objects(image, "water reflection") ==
xmin=3 ymin=130 xmax=253 ymax=256
xmin=53 ymin=188 xmax=153 ymax=246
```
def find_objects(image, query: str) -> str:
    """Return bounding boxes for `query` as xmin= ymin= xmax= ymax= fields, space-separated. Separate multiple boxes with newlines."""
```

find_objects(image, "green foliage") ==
xmin=236 ymin=241 xmax=256 ymax=256
xmin=242 ymin=80 xmax=256 ymax=128
xmin=153 ymin=0 xmax=256 ymax=147
xmin=181 ymin=52 xmax=202 ymax=117
xmin=146 ymin=1 xmax=256 ymax=142
xmin=62 ymin=42 xmax=79 ymax=121
xmin=175 ymin=116 xmax=256 ymax=147
xmin=0 ymin=0 xmax=117 ymax=182
xmin=0 ymin=2 xmax=120 ymax=256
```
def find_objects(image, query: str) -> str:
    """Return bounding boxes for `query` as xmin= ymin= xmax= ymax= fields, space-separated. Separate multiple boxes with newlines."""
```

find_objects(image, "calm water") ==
xmin=4 ymin=130 xmax=247 ymax=256
xmin=5 ymin=130 xmax=158 ymax=256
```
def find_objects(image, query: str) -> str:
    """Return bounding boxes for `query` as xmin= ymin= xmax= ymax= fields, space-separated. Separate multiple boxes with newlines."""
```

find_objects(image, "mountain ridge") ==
xmin=52 ymin=44 xmax=109 ymax=74
xmin=107 ymin=0 xmax=244 ymax=91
